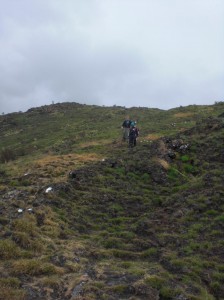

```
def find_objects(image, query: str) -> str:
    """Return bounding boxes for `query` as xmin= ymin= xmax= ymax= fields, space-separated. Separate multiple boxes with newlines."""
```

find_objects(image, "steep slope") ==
xmin=0 ymin=103 xmax=224 ymax=299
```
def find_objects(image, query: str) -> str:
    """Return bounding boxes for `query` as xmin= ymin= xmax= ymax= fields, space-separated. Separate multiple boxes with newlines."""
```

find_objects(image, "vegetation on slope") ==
xmin=0 ymin=101 xmax=224 ymax=299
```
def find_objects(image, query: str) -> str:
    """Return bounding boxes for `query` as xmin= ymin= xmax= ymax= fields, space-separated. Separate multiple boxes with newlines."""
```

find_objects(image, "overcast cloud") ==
xmin=0 ymin=0 xmax=223 ymax=113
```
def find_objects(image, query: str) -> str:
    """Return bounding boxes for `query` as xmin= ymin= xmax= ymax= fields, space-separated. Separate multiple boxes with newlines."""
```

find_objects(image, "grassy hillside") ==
xmin=0 ymin=102 xmax=224 ymax=300
xmin=1 ymin=102 xmax=222 ymax=158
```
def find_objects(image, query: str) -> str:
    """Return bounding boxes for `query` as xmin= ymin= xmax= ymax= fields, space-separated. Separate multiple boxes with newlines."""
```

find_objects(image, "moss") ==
xmin=184 ymin=164 xmax=196 ymax=173
xmin=214 ymin=215 xmax=224 ymax=222
xmin=180 ymin=155 xmax=190 ymax=162
xmin=141 ymin=173 xmax=150 ymax=182
xmin=120 ymin=261 xmax=132 ymax=269
xmin=167 ymin=167 xmax=179 ymax=180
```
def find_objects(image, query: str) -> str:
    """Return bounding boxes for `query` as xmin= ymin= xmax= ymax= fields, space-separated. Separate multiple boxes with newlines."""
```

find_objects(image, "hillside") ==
xmin=0 ymin=102 xmax=224 ymax=300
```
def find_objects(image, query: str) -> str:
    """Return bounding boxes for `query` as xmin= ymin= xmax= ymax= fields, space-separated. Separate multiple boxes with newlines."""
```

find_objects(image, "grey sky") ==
xmin=0 ymin=0 xmax=223 ymax=114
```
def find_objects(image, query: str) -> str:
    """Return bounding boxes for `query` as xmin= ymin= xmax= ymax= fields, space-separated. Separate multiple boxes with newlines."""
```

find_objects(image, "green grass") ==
xmin=0 ymin=102 xmax=224 ymax=299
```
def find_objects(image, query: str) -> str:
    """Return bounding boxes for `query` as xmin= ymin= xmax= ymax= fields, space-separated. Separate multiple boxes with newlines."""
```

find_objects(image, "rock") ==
xmin=68 ymin=170 xmax=77 ymax=179
xmin=45 ymin=187 xmax=53 ymax=193
xmin=50 ymin=255 xmax=67 ymax=267
xmin=168 ymin=151 xmax=176 ymax=159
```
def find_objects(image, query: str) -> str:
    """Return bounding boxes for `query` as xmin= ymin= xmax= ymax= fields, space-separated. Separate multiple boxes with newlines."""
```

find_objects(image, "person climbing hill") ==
xmin=121 ymin=116 xmax=132 ymax=142
xmin=129 ymin=121 xmax=139 ymax=148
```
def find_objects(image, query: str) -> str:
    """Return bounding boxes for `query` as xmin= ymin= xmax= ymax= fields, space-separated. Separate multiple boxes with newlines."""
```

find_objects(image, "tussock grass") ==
xmin=12 ymin=231 xmax=43 ymax=252
xmin=140 ymin=247 xmax=159 ymax=259
xmin=144 ymin=274 xmax=165 ymax=289
xmin=1 ymin=103 xmax=224 ymax=299
xmin=12 ymin=214 xmax=37 ymax=235
xmin=0 ymin=288 xmax=26 ymax=300
xmin=38 ymin=275 xmax=61 ymax=288
xmin=0 ymin=240 xmax=21 ymax=260
xmin=0 ymin=277 xmax=21 ymax=288
xmin=109 ymin=249 xmax=138 ymax=259
xmin=11 ymin=259 xmax=64 ymax=276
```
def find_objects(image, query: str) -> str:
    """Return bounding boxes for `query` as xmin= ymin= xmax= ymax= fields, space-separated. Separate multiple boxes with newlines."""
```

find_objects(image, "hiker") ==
xmin=121 ymin=116 xmax=132 ymax=142
xmin=129 ymin=121 xmax=139 ymax=148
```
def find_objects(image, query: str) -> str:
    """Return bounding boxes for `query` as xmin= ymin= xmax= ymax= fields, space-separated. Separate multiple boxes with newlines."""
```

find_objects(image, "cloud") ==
xmin=0 ymin=0 xmax=223 ymax=113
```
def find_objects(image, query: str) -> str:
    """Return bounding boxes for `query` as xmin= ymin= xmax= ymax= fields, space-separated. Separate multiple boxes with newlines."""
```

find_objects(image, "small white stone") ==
xmin=45 ymin=187 xmax=53 ymax=193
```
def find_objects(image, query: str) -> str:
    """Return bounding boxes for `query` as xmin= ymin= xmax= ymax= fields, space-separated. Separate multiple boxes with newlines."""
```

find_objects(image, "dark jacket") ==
xmin=122 ymin=120 xmax=131 ymax=128
xmin=129 ymin=127 xmax=139 ymax=138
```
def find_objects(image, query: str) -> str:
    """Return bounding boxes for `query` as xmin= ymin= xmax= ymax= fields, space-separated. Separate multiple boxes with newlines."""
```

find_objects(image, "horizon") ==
xmin=1 ymin=99 xmax=223 ymax=116
xmin=0 ymin=0 xmax=223 ymax=115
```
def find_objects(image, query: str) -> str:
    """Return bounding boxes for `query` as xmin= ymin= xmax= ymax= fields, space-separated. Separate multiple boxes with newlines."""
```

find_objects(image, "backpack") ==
xmin=123 ymin=120 xmax=131 ymax=128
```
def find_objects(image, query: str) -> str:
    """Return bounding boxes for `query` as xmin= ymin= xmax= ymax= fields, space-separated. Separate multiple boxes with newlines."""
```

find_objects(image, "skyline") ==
xmin=0 ymin=0 xmax=223 ymax=114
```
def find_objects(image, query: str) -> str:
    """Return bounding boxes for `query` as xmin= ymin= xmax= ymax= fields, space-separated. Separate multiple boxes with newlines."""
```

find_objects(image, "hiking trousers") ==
xmin=123 ymin=128 xmax=129 ymax=141
xmin=129 ymin=136 xmax=136 ymax=148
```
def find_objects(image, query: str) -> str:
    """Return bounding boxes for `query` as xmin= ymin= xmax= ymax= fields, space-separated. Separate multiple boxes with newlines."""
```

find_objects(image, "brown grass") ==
xmin=35 ymin=153 xmax=102 ymax=166
xmin=152 ymin=158 xmax=170 ymax=170
xmin=79 ymin=139 xmax=111 ymax=148
xmin=174 ymin=112 xmax=195 ymax=118
xmin=144 ymin=134 xmax=161 ymax=141
xmin=158 ymin=140 xmax=167 ymax=155
xmin=0 ymin=288 xmax=26 ymax=300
